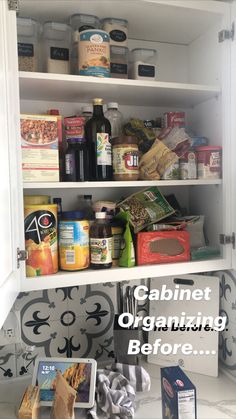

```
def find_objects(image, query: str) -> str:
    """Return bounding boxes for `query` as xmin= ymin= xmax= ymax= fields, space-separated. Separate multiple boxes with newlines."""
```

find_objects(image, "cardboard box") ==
xmin=161 ymin=366 xmax=197 ymax=419
xmin=21 ymin=114 xmax=60 ymax=182
xmin=137 ymin=231 xmax=190 ymax=265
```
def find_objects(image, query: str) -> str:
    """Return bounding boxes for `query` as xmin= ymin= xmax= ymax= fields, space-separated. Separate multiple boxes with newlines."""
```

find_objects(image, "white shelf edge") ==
xmin=19 ymin=71 xmax=221 ymax=94
xmin=23 ymin=179 xmax=222 ymax=189
xmin=21 ymin=258 xmax=227 ymax=292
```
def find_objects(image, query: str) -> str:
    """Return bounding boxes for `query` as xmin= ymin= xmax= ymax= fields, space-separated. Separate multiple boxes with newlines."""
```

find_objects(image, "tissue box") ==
xmin=137 ymin=231 xmax=190 ymax=265
xmin=21 ymin=114 xmax=60 ymax=182
xmin=161 ymin=366 xmax=197 ymax=419
xmin=18 ymin=385 xmax=40 ymax=419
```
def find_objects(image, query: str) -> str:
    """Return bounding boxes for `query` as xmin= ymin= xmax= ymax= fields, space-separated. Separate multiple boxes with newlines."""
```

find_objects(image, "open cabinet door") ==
xmin=231 ymin=0 xmax=236 ymax=271
xmin=0 ymin=0 xmax=24 ymax=328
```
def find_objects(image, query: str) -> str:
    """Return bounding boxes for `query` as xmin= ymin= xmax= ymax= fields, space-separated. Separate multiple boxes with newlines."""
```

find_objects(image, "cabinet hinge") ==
xmin=7 ymin=0 xmax=19 ymax=12
xmin=17 ymin=248 xmax=27 ymax=269
xmin=219 ymin=22 xmax=235 ymax=43
xmin=219 ymin=233 xmax=235 ymax=249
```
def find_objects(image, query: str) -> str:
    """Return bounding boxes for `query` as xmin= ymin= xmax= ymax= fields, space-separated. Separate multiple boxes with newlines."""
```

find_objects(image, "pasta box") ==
xmin=136 ymin=231 xmax=190 ymax=265
xmin=161 ymin=366 xmax=197 ymax=419
xmin=21 ymin=114 xmax=60 ymax=182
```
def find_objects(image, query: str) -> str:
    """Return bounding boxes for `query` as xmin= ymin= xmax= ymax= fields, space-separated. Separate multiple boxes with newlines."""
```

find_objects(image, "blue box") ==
xmin=161 ymin=366 xmax=197 ymax=419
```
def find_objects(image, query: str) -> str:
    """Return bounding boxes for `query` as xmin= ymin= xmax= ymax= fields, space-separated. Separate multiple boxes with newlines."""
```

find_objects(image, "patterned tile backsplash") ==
xmin=0 ymin=279 xmax=148 ymax=380
xmin=0 ymin=271 xmax=236 ymax=381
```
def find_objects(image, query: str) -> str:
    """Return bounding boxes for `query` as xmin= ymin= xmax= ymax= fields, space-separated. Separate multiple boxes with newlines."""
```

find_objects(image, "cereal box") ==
xmin=21 ymin=114 xmax=60 ymax=182
xmin=161 ymin=366 xmax=197 ymax=419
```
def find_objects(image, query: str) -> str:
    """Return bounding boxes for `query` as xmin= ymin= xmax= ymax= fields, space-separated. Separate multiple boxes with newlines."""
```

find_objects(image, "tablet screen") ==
xmin=35 ymin=360 xmax=92 ymax=404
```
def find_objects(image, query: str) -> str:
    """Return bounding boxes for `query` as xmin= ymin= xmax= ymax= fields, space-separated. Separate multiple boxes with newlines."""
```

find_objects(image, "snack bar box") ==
xmin=161 ymin=366 xmax=197 ymax=419
xmin=21 ymin=114 xmax=60 ymax=182
xmin=137 ymin=230 xmax=190 ymax=265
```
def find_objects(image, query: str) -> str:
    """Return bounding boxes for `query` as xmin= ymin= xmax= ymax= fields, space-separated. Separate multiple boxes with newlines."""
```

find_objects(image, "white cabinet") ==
xmin=1 ymin=0 xmax=236 ymax=327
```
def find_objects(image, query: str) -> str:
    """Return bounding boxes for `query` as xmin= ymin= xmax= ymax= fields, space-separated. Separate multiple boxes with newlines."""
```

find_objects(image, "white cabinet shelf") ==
xmin=23 ymin=179 xmax=222 ymax=189
xmin=19 ymin=72 xmax=220 ymax=107
xmin=21 ymin=258 xmax=227 ymax=292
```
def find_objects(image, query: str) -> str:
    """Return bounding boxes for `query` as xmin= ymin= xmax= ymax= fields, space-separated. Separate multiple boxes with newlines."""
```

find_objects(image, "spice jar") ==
xmin=102 ymin=18 xmax=128 ymax=46
xmin=17 ymin=17 xmax=41 ymax=72
xmin=59 ymin=211 xmax=89 ymax=271
xmin=42 ymin=22 xmax=71 ymax=74
xmin=112 ymin=136 xmax=139 ymax=181
xmin=110 ymin=46 xmax=129 ymax=79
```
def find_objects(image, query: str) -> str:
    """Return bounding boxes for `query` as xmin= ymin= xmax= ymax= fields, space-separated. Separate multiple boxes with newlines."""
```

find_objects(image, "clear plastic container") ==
xmin=104 ymin=102 xmax=123 ymax=138
xmin=42 ymin=22 xmax=71 ymax=74
xmin=102 ymin=18 xmax=128 ymax=46
xmin=70 ymin=14 xmax=100 ymax=42
xmin=81 ymin=105 xmax=93 ymax=122
xmin=129 ymin=48 xmax=157 ymax=80
xmin=17 ymin=17 xmax=41 ymax=72
xmin=110 ymin=46 xmax=128 ymax=79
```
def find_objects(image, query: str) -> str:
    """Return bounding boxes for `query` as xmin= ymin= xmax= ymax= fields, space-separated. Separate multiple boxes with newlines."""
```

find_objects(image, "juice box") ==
xmin=21 ymin=114 xmax=60 ymax=182
xmin=161 ymin=366 xmax=197 ymax=419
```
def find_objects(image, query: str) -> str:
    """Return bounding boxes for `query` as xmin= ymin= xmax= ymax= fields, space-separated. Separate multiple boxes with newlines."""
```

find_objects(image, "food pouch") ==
xmin=117 ymin=187 xmax=175 ymax=233
xmin=115 ymin=212 xmax=135 ymax=267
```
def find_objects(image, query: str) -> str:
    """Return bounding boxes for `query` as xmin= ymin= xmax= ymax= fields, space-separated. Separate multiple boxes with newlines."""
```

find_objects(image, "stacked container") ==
xmin=42 ymin=22 xmax=71 ymax=74
xmin=17 ymin=17 xmax=41 ymax=72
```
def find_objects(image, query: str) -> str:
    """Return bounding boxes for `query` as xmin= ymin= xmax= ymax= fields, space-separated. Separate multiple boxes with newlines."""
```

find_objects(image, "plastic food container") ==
xmin=79 ymin=29 xmax=110 ymax=77
xmin=102 ymin=18 xmax=128 ymax=46
xmin=17 ymin=17 xmax=41 ymax=72
xmin=110 ymin=46 xmax=128 ymax=78
xmin=129 ymin=48 xmax=157 ymax=80
xmin=112 ymin=136 xmax=139 ymax=180
xmin=42 ymin=22 xmax=71 ymax=74
xmin=70 ymin=14 xmax=100 ymax=42
xmin=196 ymin=146 xmax=222 ymax=179
xmin=59 ymin=211 xmax=89 ymax=271
xmin=24 ymin=204 xmax=58 ymax=277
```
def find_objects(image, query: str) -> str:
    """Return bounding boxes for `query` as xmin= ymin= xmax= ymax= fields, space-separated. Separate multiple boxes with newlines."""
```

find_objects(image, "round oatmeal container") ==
xmin=79 ymin=29 xmax=110 ymax=77
xmin=196 ymin=146 xmax=222 ymax=179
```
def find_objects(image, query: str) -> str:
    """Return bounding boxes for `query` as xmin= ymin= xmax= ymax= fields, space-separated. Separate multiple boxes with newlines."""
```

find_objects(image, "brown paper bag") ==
xmin=51 ymin=371 xmax=77 ymax=419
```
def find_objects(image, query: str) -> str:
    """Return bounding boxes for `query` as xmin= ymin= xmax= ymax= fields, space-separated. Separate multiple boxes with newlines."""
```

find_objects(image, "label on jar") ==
xmin=50 ymin=47 xmax=69 ymax=61
xmin=138 ymin=64 xmax=155 ymax=78
xmin=110 ymin=62 xmax=128 ymax=75
xmin=18 ymin=43 xmax=34 ymax=57
xmin=97 ymin=133 xmax=112 ymax=166
xmin=90 ymin=237 xmax=112 ymax=264
xmin=59 ymin=221 xmax=89 ymax=270
xmin=110 ymin=29 xmax=127 ymax=43
xmin=113 ymin=147 xmax=139 ymax=175
xmin=65 ymin=154 xmax=75 ymax=175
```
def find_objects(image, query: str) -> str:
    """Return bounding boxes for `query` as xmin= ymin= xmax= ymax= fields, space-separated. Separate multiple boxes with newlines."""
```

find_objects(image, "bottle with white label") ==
xmin=90 ymin=212 xmax=113 ymax=269
xmin=85 ymin=98 xmax=112 ymax=181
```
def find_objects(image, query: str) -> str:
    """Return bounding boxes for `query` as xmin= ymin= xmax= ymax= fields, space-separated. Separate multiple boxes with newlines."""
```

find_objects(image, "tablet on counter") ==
xmin=32 ymin=357 xmax=97 ymax=408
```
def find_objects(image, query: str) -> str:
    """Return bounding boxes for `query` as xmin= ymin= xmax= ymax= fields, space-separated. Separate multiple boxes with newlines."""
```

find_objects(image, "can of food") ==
xmin=163 ymin=112 xmax=185 ymax=128
xmin=59 ymin=211 xmax=89 ymax=271
xmin=24 ymin=195 xmax=51 ymax=205
xmin=196 ymin=146 xmax=222 ymax=179
xmin=79 ymin=29 xmax=110 ymax=77
xmin=24 ymin=204 xmax=58 ymax=277
xmin=161 ymin=161 xmax=180 ymax=180
xmin=180 ymin=150 xmax=197 ymax=180
xmin=111 ymin=224 xmax=123 ymax=266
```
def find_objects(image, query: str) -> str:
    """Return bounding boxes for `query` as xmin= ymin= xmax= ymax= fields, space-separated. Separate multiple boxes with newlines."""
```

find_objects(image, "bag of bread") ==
xmin=51 ymin=371 xmax=77 ymax=419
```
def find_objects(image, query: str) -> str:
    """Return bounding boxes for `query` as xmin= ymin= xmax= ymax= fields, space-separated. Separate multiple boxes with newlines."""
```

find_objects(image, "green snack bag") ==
xmin=115 ymin=212 xmax=135 ymax=268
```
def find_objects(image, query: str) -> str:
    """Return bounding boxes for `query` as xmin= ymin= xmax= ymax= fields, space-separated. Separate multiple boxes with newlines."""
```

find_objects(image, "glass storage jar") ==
xmin=17 ymin=17 xmax=41 ymax=72
xmin=42 ymin=22 xmax=71 ymax=74
xmin=110 ymin=46 xmax=128 ymax=79
xmin=129 ymin=48 xmax=157 ymax=80
xmin=102 ymin=18 xmax=128 ymax=46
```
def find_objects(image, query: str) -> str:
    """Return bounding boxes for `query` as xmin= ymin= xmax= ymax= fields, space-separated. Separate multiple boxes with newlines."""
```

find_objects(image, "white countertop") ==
xmin=0 ymin=363 xmax=236 ymax=419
